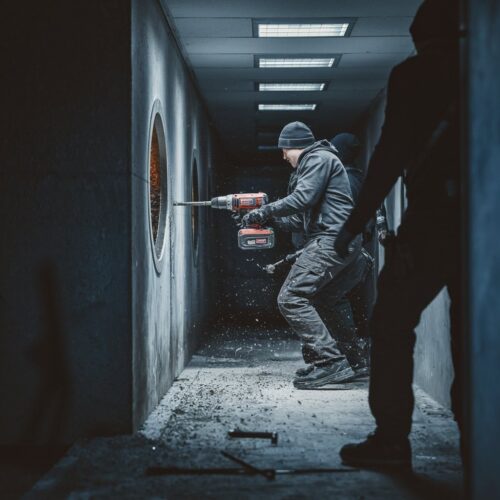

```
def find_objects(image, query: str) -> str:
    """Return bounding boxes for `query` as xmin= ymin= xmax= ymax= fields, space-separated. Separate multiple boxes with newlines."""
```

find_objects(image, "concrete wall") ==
xmin=0 ymin=0 xmax=215 ymax=443
xmin=356 ymin=88 xmax=455 ymax=408
xmin=131 ymin=0 xmax=215 ymax=427
xmin=468 ymin=0 xmax=500 ymax=496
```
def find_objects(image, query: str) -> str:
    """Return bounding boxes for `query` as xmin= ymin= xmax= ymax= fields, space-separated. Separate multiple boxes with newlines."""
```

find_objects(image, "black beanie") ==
xmin=278 ymin=121 xmax=315 ymax=149
xmin=410 ymin=0 xmax=459 ymax=43
xmin=330 ymin=133 xmax=361 ymax=165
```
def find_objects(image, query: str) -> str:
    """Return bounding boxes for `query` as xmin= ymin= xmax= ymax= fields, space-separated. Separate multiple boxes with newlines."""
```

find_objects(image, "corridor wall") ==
xmin=0 ymin=0 xmax=216 ymax=443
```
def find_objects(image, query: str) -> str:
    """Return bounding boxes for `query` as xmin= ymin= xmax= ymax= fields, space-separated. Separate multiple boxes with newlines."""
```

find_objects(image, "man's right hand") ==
xmin=241 ymin=207 xmax=269 ymax=227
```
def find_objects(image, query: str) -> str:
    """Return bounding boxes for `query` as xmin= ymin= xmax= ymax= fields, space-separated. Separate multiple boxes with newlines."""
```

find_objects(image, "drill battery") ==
xmin=238 ymin=227 xmax=275 ymax=250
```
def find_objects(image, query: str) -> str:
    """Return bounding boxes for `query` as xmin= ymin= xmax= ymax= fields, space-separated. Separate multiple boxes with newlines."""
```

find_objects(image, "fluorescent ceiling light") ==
xmin=258 ymin=23 xmax=349 ymax=37
xmin=258 ymin=145 xmax=279 ymax=151
xmin=259 ymin=58 xmax=335 ymax=68
xmin=259 ymin=83 xmax=325 ymax=92
xmin=258 ymin=104 xmax=317 ymax=111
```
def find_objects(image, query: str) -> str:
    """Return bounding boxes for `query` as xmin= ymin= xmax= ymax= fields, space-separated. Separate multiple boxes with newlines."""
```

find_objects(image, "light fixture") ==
xmin=257 ymin=23 xmax=350 ymax=38
xmin=259 ymin=83 xmax=326 ymax=92
xmin=258 ymin=57 xmax=335 ymax=68
xmin=257 ymin=145 xmax=280 ymax=151
xmin=258 ymin=104 xmax=317 ymax=111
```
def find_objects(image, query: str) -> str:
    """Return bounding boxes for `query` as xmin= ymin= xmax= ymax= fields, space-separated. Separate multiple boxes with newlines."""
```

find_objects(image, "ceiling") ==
xmin=162 ymin=0 xmax=422 ymax=165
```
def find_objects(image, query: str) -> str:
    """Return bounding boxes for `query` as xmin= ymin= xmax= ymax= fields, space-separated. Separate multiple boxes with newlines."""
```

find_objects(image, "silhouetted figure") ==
xmin=242 ymin=122 xmax=369 ymax=388
xmin=335 ymin=0 xmax=461 ymax=468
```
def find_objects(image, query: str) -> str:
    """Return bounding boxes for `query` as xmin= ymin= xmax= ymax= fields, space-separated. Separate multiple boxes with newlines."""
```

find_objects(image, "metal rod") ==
xmin=228 ymin=429 xmax=278 ymax=445
xmin=145 ymin=466 xmax=359 ymax=477
xmin=173 ymin=201 xmax=212 ymax=206
xmin=221 ymin=451 xmax=275 ymax=480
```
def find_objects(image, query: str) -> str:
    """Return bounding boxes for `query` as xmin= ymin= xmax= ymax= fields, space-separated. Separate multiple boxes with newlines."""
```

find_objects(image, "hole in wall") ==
xmin=191 ymin=158 xmax=200 ymax=259
xmin=149 ymin=112 xmax=167 ymax=264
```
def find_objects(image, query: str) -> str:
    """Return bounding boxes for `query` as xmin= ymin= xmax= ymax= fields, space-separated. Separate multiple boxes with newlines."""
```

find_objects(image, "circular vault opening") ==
xmin=149 ymin=112 xmax=167 ymax=263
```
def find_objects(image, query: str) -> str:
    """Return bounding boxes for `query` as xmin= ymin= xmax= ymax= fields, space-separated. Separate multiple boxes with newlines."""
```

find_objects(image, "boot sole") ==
xmin=352 ymin=367 xmax=370 ymax=379
xmin=293 ymin=367 xmax=355 ymax=389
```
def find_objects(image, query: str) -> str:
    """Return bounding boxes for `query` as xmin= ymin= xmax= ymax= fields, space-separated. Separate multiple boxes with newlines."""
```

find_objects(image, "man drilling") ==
xmin=335 ymin=0 xmax=462 ymax=468
xmin=242 ymin=122 xmax=369 ymax=389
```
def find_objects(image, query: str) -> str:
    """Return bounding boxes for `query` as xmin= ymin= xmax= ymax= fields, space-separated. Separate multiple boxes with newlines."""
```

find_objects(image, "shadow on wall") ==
xmin=26 ymin=261 xmax=71 ymax=444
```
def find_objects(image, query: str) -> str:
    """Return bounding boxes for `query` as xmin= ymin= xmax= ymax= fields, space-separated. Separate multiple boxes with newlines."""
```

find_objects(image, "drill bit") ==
xmin=173 ymin=201 xmax=212 ymax=206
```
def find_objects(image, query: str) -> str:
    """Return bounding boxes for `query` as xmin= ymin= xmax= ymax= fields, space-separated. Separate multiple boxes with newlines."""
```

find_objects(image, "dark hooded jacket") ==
xmin=266 ymin=140 xmax=354 ymax=240
xmin=330 ymin=133 xmax=363 ymax=203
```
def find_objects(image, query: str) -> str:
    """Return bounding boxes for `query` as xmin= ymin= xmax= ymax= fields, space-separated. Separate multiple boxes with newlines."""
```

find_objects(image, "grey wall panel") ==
xmin=468 ymin=0 xmax=500 ymax=496
xmin=131 ymin=0 xmax=215 ymax=428
xmin=0 ymin=0 xmax=216 ymax=444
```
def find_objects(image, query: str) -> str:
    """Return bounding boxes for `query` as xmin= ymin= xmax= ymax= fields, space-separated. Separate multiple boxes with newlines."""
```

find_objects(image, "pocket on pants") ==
xmin=295 ymin=240 xmax=331 ymax=275
xmin=286 ymin=263 xmax=326 ymax=297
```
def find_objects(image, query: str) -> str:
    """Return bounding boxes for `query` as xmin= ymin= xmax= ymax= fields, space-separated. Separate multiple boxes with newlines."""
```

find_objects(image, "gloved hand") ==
xmin=241 ymin=207 xmax=269 ymax=227
xmin=334 ymin=225 xmax=357 ymax=258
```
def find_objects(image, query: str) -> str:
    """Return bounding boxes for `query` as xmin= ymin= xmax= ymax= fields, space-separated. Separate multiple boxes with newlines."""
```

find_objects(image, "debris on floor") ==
xmin=27 ymin=329 xmax=463 ymax=499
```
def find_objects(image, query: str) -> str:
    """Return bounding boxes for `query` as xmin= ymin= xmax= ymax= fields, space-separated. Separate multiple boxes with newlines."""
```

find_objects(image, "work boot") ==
xmin=293 ymin=359 xmax=355 ymax=389
xmin=295 ymin=364 xmax=314 ymax=377
xmin=340 ymin=432 xmax=412 ymax=469
xmin=339 ymin=340 xmax=370 ymax=379
xmin=351 ymin=360 xmax=370 ymax=379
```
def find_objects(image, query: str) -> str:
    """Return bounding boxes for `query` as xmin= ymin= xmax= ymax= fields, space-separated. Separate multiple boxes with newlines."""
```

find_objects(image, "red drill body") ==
xmin=173 ymin=193 xmax=275 ymax=250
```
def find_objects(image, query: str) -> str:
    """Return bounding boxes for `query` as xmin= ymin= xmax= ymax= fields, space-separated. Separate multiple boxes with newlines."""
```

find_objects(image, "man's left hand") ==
xmin=241 ymin=207 xmax=269 ymax=226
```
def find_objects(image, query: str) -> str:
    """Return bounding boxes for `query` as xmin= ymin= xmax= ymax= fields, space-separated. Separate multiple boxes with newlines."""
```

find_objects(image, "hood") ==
xmin=410 ymin=0 xmax=459 ymax=45
xmin=330 ymin=133 xmax=361 ymax=166
xmin=299 ymin=139 xmax=339 ymax=161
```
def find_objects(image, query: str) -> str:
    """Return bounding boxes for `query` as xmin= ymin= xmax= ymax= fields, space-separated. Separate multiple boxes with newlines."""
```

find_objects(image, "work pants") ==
xmin=278 ymin=235 xmax=368 ymax=366
xmin=368 ymin=225 xmax=462 ymax=441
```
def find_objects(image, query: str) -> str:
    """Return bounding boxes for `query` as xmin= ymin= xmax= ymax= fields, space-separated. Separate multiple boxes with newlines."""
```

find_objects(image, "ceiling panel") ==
xmin=174 ymin=18 xmax=253 ymax=37
xmin=162 ymin=0 xmax=419 ymax=164
xmin=192 ymin=67 xmax=395 ymax=82
xmin=182 ymin=37 xmax=413 ymax=54
xmin=203 ymin=88 xmax=381 ymax=103
xmin=166 ymin=0 xmax=421 ymax=18
xmin=351 ymin=17 xmax=414 ymax=36
xmin=188 ymin=54 xmax=255 ymax=67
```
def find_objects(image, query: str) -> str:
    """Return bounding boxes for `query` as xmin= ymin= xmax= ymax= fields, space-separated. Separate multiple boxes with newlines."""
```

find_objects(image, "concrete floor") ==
xmin=27 ymin=328 xmax=463 ymax=499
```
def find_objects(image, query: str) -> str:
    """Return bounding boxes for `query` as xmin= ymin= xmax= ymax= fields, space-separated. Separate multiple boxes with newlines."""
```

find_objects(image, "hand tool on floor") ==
xmin=174 ymin=193 xmax=275 ymax=250
xmin=228 ymin=429 xmax=278 ymax=445
xmin=262 ymin=249 xmax=303 ymax=274
xmin=221 ymin=451 xmax=275 ymax=480
xmin=145 ymin=465 xmax=359 ymax=477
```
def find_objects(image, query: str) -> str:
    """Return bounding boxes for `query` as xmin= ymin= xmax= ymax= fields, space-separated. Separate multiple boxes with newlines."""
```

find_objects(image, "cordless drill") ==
xmin=174 ymin=193 xmax=275 ymax=250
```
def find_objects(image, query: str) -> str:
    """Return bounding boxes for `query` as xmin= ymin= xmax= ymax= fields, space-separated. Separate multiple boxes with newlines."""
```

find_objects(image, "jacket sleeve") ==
xmin=344 ymin=65 xmax=414 ymax=235
xmin=271 ymin=214 xmax=303 ymax=232
xmin=265 ymin=153 xmax=330 ymax=217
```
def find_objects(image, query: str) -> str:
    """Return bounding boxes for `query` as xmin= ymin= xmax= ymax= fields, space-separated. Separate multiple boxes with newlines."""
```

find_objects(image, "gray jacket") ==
xmin=267 ymin=140 xmax=354 ymax=240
